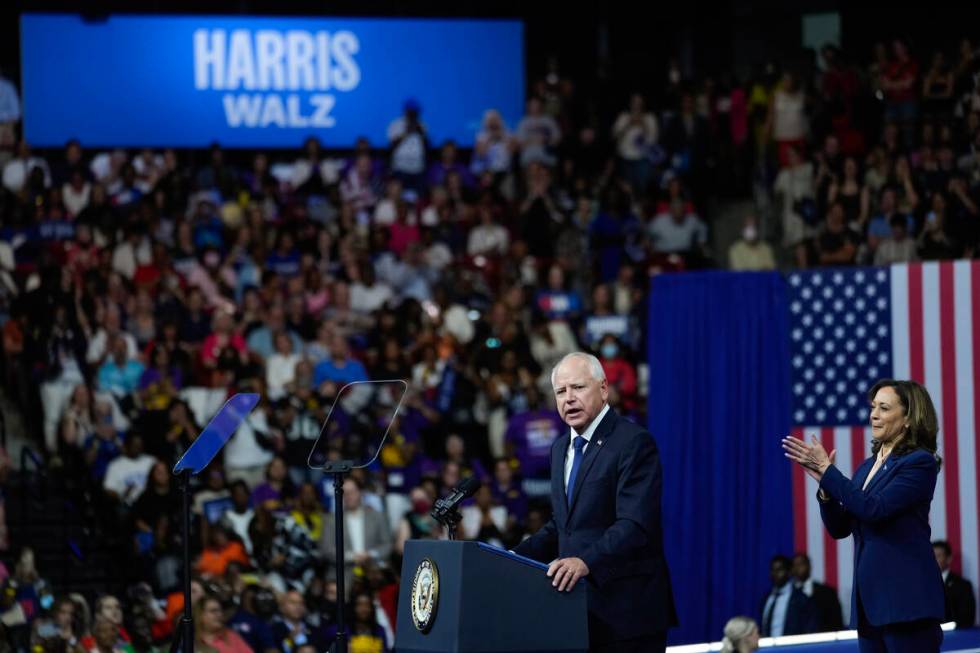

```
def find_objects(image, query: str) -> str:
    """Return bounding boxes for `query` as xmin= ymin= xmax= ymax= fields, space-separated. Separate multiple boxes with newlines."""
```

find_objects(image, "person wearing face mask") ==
xmin=728 ymin=215 xmax=776 ymax=271
xmin=782 ymin=380 xmax=945 ymax=653
xmin=596 ymin=335 xmax=638 ymax=414
xmin=394 ymin=486 xmax=443 ymax=555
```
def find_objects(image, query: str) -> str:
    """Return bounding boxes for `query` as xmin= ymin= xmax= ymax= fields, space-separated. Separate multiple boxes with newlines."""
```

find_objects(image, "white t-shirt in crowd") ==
xmin=350 ymin=281 xmax=394 ymax=315
xmin=111 ymin=239 xmax=152 ymax=280
xmin=103 ymin=454 xmax=156 ymax=505
xmin=461 ymin=504 xmax=508 ymax=542
xmin=222 ymin=509 xmax=255 ymax=553
xmin=424 ymin=242 xmax=453 ymax=272
xmin=373 ymin=199 xmax=416 ymax=227
xmin=773 ymin=162 xmax=816 ymax=248
xmin=86 ymin=330 xmax=139 ymax=365
xmin=441 ymin=304 xmax=475 ymax=344
xmin=648 ymin=213 xmax=708 ymax=253
xmin=3 ymin=157 xmax=51 ymax=193
xmin=266 ymin=353 xmax=301 ymax=400
xmin=516 ymin=114 xmax=561 ymax=166
xmin=290 ymin=158 xmax=340 ymax=189
xmin=516 ymin=115 xmax=561 ymax=149
xmin=612 ymin=112 xmax=659 ymax=161
xmin=387 ymin=118 xmax=427 ymax=174
xmin=772 ymin=89 xmax=807 ymax=141
xmin=62 ymin=182 xmax=91 ymax=217
xmin=132 ymin=153 xmax=165 ymax=193
xmin=373 ymin=198 xmax=397 ymax=226
xmin=88 ymin=152 xmax=121 ymax=184
xmin=419 ymin=204 xmax=441 ymax=227
xmin=873 ymin=238 xmax=918 ymax=266
xmin=472 ymin=131 xmax=513 ymax=174
xmin=223 ymin=409 xmax=275 ymax=471
xmin=467 ymin=224 xmax=510 ymax=257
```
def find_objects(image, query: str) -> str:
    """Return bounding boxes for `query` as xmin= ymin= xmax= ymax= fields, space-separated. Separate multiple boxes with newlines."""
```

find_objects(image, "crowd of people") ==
xmin=728 ymin=38 xmax=980 ymax=270
xmin=0 ymin=31 xmax=976 ymax=653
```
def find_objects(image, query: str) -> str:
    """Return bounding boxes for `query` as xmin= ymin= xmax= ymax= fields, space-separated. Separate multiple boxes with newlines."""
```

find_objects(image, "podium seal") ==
xmin=410 ymin=557 xmax=440 ymax=633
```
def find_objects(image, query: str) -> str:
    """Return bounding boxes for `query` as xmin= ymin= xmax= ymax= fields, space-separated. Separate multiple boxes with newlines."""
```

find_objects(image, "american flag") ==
xmin=788 ymin=261 xmax=980 ymax=626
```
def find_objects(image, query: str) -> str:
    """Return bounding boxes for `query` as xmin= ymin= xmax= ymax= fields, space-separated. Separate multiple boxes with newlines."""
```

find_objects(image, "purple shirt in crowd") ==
xmin=504 ymin=409 xmax=566 ymax=479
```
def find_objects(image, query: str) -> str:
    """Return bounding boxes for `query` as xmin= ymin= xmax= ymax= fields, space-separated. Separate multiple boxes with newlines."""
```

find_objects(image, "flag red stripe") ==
xmin=792 ymin=426 xmax=807 ymax=554
xmin=940 ymin=263 xmax=962 ymax=573
xmin=851 ymin=426 xmax=866 ymax=474
xmin=821 ymin=427 xmax=838 ymax=587
xmin=908 ymin=263 xmax=925 ymax=384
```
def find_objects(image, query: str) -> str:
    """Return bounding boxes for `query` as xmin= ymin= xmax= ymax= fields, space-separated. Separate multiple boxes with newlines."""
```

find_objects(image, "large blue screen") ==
xmin=21 ymin=14 xmax=525 ymax=148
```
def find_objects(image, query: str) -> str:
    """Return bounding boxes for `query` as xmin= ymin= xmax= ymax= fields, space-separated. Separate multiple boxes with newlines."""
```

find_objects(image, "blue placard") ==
xmin=20 ymin=14 xmax=525 ymax=148
xmin=203 ymin=497 xmax=235 ymax=524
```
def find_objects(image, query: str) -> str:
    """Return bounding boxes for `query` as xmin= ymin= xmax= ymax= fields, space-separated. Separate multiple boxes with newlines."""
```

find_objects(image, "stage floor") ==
xmin=667 ymin=627 xmax=980 ymax=652
xmin=781 ymin=628 xmax=980 ymax=652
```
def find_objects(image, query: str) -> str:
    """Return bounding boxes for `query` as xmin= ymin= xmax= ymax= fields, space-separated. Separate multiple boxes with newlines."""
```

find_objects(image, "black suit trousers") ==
xmin=590 ymin=631 xmax=667 ymax=653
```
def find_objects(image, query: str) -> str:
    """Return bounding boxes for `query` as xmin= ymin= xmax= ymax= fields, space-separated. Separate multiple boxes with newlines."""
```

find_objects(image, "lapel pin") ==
xmin=597 ymin=440 xmax=603 ymax=446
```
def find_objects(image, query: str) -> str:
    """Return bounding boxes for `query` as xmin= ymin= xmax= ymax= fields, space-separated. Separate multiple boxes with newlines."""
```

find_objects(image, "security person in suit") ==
xmin=515 ymin=352 xmax=677 ymax=652
xmin=933 ymin=540 xmax=977 ymax=628
xmin=791 ymin=553 xmax=844 ymax=632
xmin=760 ymin=555 xmax=818 ymax=637
xmin=783 ymin=379 xmax=946 ymax=653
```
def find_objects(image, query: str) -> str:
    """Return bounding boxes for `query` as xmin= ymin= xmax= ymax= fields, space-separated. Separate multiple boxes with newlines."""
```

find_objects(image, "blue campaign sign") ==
xmin=173 ymin=393 xmax=259 ymax=475
xmin=20 ymin=14 xmax=524 ymax=148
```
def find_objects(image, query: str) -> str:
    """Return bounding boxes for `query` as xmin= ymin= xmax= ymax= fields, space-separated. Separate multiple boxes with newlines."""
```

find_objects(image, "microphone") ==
xmin=431 ymin=476 xmax=481 ymax=523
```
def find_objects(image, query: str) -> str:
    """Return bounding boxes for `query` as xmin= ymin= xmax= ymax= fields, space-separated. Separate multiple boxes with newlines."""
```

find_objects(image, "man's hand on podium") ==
xmin=547 ymin=557 xmax=589 ymax=592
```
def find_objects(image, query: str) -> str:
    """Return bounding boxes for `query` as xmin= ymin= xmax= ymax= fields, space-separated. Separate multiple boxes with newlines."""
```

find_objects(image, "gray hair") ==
xmin=550 ymin=352 xmax=606 ymax=389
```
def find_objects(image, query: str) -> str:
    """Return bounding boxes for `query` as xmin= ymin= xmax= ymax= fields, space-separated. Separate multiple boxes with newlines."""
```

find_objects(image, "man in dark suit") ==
xmin=791 ymin=553 xmax=844 ymax=632
xmin=933 ymin=540 xmax=977 ymax=627
xmin=270 ymin=589 xmax=330 ymax=653
xmin=514 ymin=352 xmax=677 ymax=652
xmin=760 ymin=555 xmax=818 ymax=637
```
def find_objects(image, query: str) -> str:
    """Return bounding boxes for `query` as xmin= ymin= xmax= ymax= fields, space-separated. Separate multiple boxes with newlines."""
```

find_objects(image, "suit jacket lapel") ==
xmin=567 ymin=409 xmax=617 ymax=515
xmin=864 ymin=453 xmax=903 ymax=493
xmin=553 ymin=433 xmax=571 ymax=525
xmin=853 ymin=457 xmax=874 ymax=491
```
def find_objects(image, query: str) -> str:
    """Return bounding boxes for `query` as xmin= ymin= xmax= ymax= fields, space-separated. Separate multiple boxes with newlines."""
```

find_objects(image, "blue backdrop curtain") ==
xmin=647 ymin=271 xmax=793 ymax=644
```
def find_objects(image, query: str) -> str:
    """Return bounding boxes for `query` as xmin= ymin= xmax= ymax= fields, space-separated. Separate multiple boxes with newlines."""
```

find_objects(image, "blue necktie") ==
xmin=566 ymin=436 xmax=587 ymax=507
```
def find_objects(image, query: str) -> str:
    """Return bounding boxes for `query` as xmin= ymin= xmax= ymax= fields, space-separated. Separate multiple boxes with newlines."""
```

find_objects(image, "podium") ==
xmin=394 ymin=540 xmax=588 ymax=653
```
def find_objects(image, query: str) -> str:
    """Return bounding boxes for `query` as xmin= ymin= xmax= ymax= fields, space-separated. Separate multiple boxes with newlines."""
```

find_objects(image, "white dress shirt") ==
xmin=763 ymin=581 xmax=792 ymax=637
xmin=564 ymin=403 xmax=611 ymax=489
xmin=346 ymin=508 xmax=366 ymax=555
xmin=862 ymin=450 xmax=889 ymax=490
